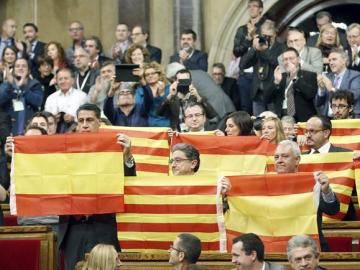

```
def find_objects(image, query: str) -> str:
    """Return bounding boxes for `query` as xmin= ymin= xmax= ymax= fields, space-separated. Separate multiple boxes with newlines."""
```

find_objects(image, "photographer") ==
xmin=157 ymin=69 xmax=217 ymax=131
xmin=240 ymin=21 xmax=285 ymax=116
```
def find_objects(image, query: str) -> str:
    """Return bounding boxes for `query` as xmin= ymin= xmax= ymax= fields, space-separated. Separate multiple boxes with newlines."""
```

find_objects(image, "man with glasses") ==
xmin=73 ymin=47 xmax=98 ymax=94
xmin=183 ymin=103 xmax=207 ymax=132
xmin=232 ymin=233 xmax=284 ymax=270
xmin=330 ymin=89 xmax=355 ymax=120
xmin=131 ymin=25 xmax=162 ymax=63
xmin=169 ymin=233 xmax=202 ymax=269
xmin=66 ymin=20 xmax=85 ymax=64
xmin=287 ymin=235 xmax=325 ymax=270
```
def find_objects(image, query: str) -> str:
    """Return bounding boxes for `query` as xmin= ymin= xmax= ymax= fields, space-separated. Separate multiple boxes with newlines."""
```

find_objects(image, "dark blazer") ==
xmin=146 ymin=44 xmax=162 ymax=63
xmin=346 ymin=46 xmax=360 ymax=72
xmin=73 ymin=68 xmax=99 ymax=94
xmin=29 ymin=41 xmax=46 ymax=77
xmin=315 ymin=69 xmax=360 ymax=116
xmin=170 ymin=49 xmax=208 ymax=71
xmin=221 ymin=77 xmax=241 ymax=110
xmin=268 ymin=69 xmax=317 ymax=121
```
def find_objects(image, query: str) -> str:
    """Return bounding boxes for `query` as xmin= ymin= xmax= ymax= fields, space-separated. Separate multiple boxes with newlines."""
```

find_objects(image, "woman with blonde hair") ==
xmin=261 ymin=117 xmax=285 ymax=144
xmin=82 ymin=244 xmax=122 ymax=270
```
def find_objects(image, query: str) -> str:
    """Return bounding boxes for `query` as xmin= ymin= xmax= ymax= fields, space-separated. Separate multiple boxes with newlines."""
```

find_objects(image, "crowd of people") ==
xmin=0 ymin=0 xmax=360 ymax=269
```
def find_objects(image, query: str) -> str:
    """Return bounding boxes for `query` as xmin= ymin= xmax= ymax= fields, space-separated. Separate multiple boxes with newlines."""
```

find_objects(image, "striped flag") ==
xmin=116 ymin=175 xmax=226 ymax=253
xmin=267 ymin=152 xmax=355 ymax=221
xmin=354 ymin=158 xmax=360 ymax=206
xmin=171 ymin=134 xmax=271 ymax=175
xmin=225 ymin=173 xmax=319 ymax=252
xmin=297 ymin=119 xmax=360 ymax=150
xmin=100 ymin=126 xmax=170 ymax=176
xmin=10 ymin=132 xmax=125 ymax=216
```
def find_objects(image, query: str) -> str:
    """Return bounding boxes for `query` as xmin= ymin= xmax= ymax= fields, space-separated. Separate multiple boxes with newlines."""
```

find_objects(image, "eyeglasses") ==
xmin=304 ymin=129 xmax=325 ymax=136
xmin=169 ymin=158 xmax=191 ymax=164
xmin=185 ymin=113 xmax=204 ymax=119
xmin=69 ymin=27 xmax=83 ymax=32
xmin=330 ymin=104 xmax=349 ymax=110
xmin=169 ymin=245 xmax=184 ymax=253
xmin=119 ymin=90 xmax=133 ymax=96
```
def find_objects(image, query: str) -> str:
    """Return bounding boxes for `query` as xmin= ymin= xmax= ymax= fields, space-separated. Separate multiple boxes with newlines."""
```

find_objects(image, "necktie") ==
xmin=286 ymin=80 xmax=295 ymax=117
xmin=333 ymin=75 xmax=340 ymax=89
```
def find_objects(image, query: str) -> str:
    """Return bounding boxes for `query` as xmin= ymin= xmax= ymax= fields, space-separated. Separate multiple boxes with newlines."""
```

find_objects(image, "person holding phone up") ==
xmin=0 ymin=57 xmax=43 ymax=135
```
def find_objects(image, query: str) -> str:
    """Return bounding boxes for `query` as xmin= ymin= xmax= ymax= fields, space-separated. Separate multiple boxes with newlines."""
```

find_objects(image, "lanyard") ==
xmin=76 ymin=71 xmax=91 ymax=92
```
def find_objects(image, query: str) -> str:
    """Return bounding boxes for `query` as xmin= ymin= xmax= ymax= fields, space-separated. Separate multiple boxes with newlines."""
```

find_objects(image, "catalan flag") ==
xmin=267 ymin=152 xmax=354 ymax=221
xmin=116 ymin=175 xmax=226 ymax=253
xmin=10 ymin=132 xmax=125 ymax=216
xmin=171 ymin=134 xmax=271 ymax=175
xmin=100 ymin=126 xmax=170 ymax=176
xmin=225 ymin=173 xmax=319 ymax=252
xmin=297 ymin=119 xmax=360 ymax=150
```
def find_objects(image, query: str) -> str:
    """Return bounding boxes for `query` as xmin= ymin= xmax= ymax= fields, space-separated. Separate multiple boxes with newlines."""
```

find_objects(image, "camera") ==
xmin=177 ymin=79 xmax=191 ymax=95
xmin=258 ymin=35 xmax=270 ymax=46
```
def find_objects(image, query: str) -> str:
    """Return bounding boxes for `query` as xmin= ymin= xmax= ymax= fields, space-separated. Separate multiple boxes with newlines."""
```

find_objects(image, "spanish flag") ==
xmin=10 ymin=132 xmax=125 ymax=216
xmin=171 ymin=135 xmax=270 ymax=175
xmin=100 ymin=126 xmax=170 ymax=176
xmin=225 ymin=173 xmax=319 ymax=252
xmin=267 ymin=152 xmax=354 ymax=221
xmin=298 ymin=119 xmax=360 ymax=150
xmin=116 ymin=175 xmax=226 ymax=253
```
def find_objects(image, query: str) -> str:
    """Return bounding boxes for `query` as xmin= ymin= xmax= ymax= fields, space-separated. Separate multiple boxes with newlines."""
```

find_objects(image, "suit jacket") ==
xmin=170 ymin=49 xmax=208 ymax=71
xmin=221 ymin=77 xmax=241 ymax=110
xmin=267 ymin=69 xmax=317 ymax=121
xmin=240 ymin=41 xmax=286 ymax=102
xmin=315 ymin=69 xmax=360 ymax=115
xmin=146 ymin=44 xmax=162 ymax=63
xmin=346 ymin=46 xmax=360 ymax=72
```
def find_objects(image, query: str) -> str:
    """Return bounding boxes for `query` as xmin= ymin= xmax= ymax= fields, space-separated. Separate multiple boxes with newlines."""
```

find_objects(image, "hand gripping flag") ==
xmin=10 ymin=132 xmax=125 ymax=216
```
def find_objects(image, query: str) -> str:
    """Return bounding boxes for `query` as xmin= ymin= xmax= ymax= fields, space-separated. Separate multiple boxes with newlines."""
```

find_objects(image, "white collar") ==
xmin=311 ymin=141 xmax=331 ymax=154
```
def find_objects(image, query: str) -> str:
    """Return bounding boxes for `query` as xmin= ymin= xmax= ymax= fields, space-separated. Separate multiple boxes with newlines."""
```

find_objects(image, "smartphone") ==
xmin=177 ymin=79 xmax=191 ymax=94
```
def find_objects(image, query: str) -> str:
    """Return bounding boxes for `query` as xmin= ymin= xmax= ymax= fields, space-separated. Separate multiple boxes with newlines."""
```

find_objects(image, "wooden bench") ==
xmin=323 ymin=221 xmax=360 ymax=251
xmin=0 ymin=225 xmax=56 ymax=270
xmin=116 ymin=252 xmax=360 ymax=270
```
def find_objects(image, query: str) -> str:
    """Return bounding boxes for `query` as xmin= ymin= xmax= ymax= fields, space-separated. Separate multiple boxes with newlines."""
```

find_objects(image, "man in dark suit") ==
xmin=316 ymin=48 xmax=360 ymax=118
xmin=170 ymin=29 xmax=208 ymax=72
xmin=274 ymin=140 xmax=340 ymax=251
xmin=131 ymin=25 xmax=162 ymax=63
xmin=305 ymin=115 xmax=356 ymax=221
xmin=271 ymin=48 xmax=317 ymax=122
xmin=23 ymin=23 xmax=46 ymax=76
xmin=85 ymin=36 xmax=111 ymax=71
xmin=58 ymin=103 xmax=136 ymax=270
xmin=240 ymin=21 xmax=286 ymax=116
xmin=345 ymin=23 xmax=360 ymax=72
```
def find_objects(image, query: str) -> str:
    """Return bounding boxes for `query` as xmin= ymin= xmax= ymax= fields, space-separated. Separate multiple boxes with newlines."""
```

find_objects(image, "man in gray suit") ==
xmin=316 ymin=48 xmax=360 ymax=117
xmin=278 ymin=27 xmax=323 ymax=74
xmin=231 ymin=233 xmax=285 ymax=270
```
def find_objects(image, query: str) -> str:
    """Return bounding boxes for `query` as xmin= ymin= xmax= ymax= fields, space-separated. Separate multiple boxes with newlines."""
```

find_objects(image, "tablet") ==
xmin=115 ymin=64 xmax=140 ymax=82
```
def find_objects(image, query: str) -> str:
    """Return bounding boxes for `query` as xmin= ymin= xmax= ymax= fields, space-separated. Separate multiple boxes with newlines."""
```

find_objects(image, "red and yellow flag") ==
xmin=11 ymin=132 xmax=125 ymax=216
xmin=171 ymin=135 xmax=271 ymax=175
xmin=100 ymin=126 xmax=170 ymax=176
xmin=267 ymin=152 xmax=354 ymax=221
xmin=225 ymin=173 xmax=319 ymax=252
xmin=116 ymin=175 xmax=225 ymax=253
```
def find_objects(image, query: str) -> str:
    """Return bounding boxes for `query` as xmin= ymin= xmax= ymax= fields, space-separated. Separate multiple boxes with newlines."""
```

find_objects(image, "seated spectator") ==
xmin=82 ymin=244 xmax=122 ymax=270
xmin=287 ymin=235 xmax=324 ymax=270
xmin=261 ymin=117 xmax=285 ymax=144
xmin=330 ymin=89 xmax=355 ymax=119
xmin=216 ymin=111 xmax=253 ymax=136
xmin=315 ymin=24 xmax=342 ymax=72
xmin=137 ymin=61 xmax=171 ymax=127
xmin=45 ymin=68 xmax=87 ymax=133
xmin=157 ymin=69 xmax=217 ymax=131
xmin=44 ymin=41 xmax=68 ymax=73
xmin=103 ymin=82 xmax=149 ymax=127
xmin=73 ymin=47 xmax=98 ymax=94
xmin=85 ymin=36 xmax=111 ymax=70
xmin=43 ymin=111 xmax=57 ymax=134
xmin=170 ymin=29 xmax=208 ymax=71
xmin=0 ymin=57 xmax=43 ymax=135
xmin=281 ymin=115 xmax=297 ymax=141
xmin=34 ymin=56 xmax=56 ymax=110
xmin=0 ymin=45 xmax=17 ymax=83
xmin=231 ymin=233 xmax=285 ymax=270
xmin=88 ymin=61 xmax=116 ymax=112
xmin=110 ymin=23 xmax=132 ymax=64
xmin=211 ymin=62 xmax=240 ymax=110
xmin=169 ymin=233 xmax=201 ymax=270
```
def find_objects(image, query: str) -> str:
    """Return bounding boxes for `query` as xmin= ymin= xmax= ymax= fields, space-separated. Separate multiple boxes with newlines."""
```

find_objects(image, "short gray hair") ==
xmin=287 ymin=235 xmax=318 ymax=261
xmin=171 ymin=143 xmax=200 ymax=172
xmin=277 ymin=139 xmax=301 ymax=157
xmin=347 ymin=23 xmax=360 ymax=34
xmin=281 ymin=116 xmax=296 ymax=125
xmin=330 ymin=48 xmax=350 ymax=66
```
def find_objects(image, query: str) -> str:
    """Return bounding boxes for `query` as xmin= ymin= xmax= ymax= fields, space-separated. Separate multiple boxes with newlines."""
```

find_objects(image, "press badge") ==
xmin=12 ymin=99 xmax=24 ymax=111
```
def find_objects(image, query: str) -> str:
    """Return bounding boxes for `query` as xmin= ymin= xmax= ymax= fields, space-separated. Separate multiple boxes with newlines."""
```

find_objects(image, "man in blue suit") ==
xmin=316 ymin=48 xmax=360 ymax=118
xmin=170 ymin=29 xmax=208 ymax=72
